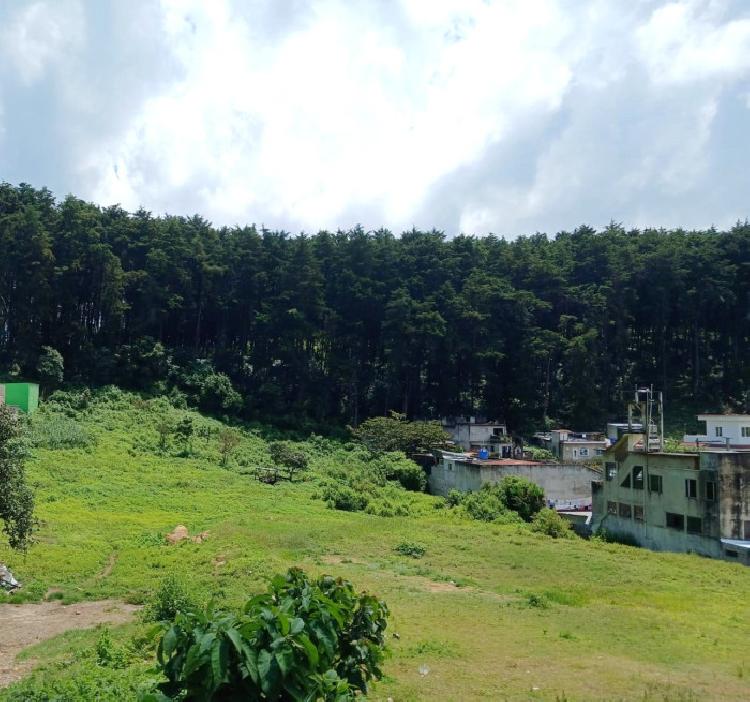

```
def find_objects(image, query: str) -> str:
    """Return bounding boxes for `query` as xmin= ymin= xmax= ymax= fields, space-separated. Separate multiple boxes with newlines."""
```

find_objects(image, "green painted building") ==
xmin=0 ymin=382 xmax=39 ymax=413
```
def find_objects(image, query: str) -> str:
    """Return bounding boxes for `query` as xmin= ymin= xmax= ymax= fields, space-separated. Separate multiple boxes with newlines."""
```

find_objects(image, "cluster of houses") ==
xmin=435 ymin=410 xmax=750 ymax=565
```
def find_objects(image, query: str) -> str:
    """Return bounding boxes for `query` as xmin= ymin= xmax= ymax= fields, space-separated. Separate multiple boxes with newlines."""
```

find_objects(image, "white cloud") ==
xmin=637 ymin=1 xmax=750 ymax=84
xmin=91 ymin=0 xmax=576 ymax=230
xmin=1 ymin=0 xmax=750 ymax=235
xmin=0 ymin=1 xmax=85 ymax=85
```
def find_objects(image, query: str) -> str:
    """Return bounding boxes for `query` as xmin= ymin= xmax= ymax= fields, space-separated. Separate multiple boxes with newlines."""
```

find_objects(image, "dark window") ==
xmin=634 ymin=505 xmax=644 ymax=521
xmin=686 ymin=516 xmax=702 ymax=534
xmin=618 ymin=503 xmax=632 ymax=519
xmin=744 ymin=521 xmax=750 ymax=540
xmin=685 ymin=479 xmax=697 ymax=499
xmin=725 ymin=549 xmax=738 ymax=558
xmin=605 ymin=462 xmax=617 ymax=481
xmin=705 ymin=481 xmax=716 ymax=501
xmin=665 ymin=512 xmax=685 ymax=530
xmin=621 ymin=473 xmax=631 ymax=488
xmin=715 ymin=426 xmax=723 ymax=437
xmin=633 ymin=466 xmax=644 ymax=490
xmin=649 ymin=474 xmax=663 ymax=494
xmin=607 ymin=501 xmax=617 ymax=515
xmin=735 ymin=475 xmax=742 ymax=491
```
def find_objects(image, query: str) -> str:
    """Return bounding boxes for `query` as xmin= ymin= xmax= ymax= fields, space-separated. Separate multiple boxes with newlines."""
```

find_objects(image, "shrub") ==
xmin=372 ymin=452 xmax=427 ymax=492
xmin=496 ymin=475 xmax=545 ymax=522
xmin=146 ymin=568 xmax=388 ymax=701
xmin=446 ymin=489 xmax=463 ymax=507
xmin=28 ymin=412 xmax=93 ymax=450
xmin=531 ymin=508 xmax=576 ymax=539
xmin=321 ymin=483 xmax=369 ymax=512
xmin=142 ymin=574 xmax=198 ymax=623
xmin=269 ymin=441 xmax=309 ymax=480
xmin=395 ymin=541 xmax=426 ymax=558
xmin=95 ymin=628 xmax=133 ymax=669
xmin=462 ymin=488 xmax=508 ymax=522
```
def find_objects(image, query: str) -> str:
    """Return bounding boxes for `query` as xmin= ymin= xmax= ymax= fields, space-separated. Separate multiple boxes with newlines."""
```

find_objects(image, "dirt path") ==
xmin=0 ymin=600 xmax=140 ymax=688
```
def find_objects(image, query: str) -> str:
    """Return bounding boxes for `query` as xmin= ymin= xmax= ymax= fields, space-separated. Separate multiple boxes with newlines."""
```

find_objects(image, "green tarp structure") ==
xmin=1 ymin=382 xmax=39 ymax=413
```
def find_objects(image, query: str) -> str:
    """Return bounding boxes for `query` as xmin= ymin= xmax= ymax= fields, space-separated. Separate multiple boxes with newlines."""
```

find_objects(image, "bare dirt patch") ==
xmin=0 ymin=600 xmax=140 ymax=688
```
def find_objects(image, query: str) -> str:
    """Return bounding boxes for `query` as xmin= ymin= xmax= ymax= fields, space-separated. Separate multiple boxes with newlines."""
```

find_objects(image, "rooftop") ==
xmin=457 ymin=458 xmax=543 ymax=466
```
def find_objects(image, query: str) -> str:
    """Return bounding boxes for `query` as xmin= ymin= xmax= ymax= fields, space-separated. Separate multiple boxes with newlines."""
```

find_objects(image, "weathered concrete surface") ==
xmin=429 ymin=458 xmax=599 ymax=506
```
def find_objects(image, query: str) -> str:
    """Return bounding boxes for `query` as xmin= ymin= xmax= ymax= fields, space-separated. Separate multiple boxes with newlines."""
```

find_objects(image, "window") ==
xmin=705 ymin=481 xmax=716 ymax=501
xmin=607 ymin=501 xmax=617 ymax=515
xmin=633 ymin=466 xmax=644 ymax=490
xmin=595 ymin=448 xmax=604 ymax=456
xmin=618 ymin=503 xmax=632 ymax=519
xmin=579 ymin=448 xmax=589 ymax=457
xmin=743 ymin=427 xmax=750 ymax=438
xmin=744 ymin=521 xmax=750 ymax=540
xmin=621 ymin=472 xmax=632 ymax=488
xmin=634 ymin=505 xmax=644 ymax=521
xmin=665 ymin=512 xmax=685 ymax=530
xmin=725 ymin=549 xmax=738 ymax=558
xmin=605 ymin=462 xmax=617 ymax=481
xmin=649 ymin=474 xmax=663 ymax=494
xmin=685 ymin=479 xmax=697 ymax=499
xmin=715 ymin=426 xmax=723 ymax=437
xmin=686 ymin=516 xmax=702 ymax=534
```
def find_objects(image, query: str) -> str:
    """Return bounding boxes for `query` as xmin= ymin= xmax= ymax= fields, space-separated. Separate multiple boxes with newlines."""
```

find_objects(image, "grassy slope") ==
xmin=2 ymin=393 xmax=750 ymax=701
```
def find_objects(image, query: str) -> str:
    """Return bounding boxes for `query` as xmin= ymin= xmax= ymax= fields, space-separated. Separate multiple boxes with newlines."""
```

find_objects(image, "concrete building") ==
xmin=549 ymin=429 xmax=607 ymax=462
xmin=442 ymin=418 xmax=518 ymax=457
xmin=430 ymin=451 xmax=599 ymax=509
xmin=592 ymin=433 xmax=750 ymax=564
xmin=683 ymin=414 xmax=750 ymax=448
xmin=606 ymin=422 xmax=644 ymax=443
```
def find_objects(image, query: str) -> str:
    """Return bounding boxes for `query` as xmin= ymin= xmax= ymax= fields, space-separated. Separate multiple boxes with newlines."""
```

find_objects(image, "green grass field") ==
xmin=2 ymin=390 xmax=750 ymax=701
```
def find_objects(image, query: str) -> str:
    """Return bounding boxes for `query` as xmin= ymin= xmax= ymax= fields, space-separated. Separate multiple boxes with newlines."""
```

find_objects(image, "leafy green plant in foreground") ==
xmin=146 ymin=567 xmax=388 ymax=701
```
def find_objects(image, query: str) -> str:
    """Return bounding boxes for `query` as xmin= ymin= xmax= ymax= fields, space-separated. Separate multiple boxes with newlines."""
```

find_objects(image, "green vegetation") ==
xmin=0 ymin=405 xmax=34 ymax=550
xmin=350 ymin=413 xmax=449 ymax=455
xmin=5 ymin=183 xmax=750 ymax=431
xmin=447 ymin=477 xmax=544 ymax=524
xmin=147 ymin=568 xmax=388 ymax=701
xmin=2 ymin=392 xmax=750 ymax=700
xmin=531 ymin=508 xmax=577 ymax=539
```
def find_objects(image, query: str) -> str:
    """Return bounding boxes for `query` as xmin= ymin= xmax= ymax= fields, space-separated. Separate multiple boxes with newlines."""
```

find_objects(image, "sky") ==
xmin=1 ymin=0 xmax=749 ymax=237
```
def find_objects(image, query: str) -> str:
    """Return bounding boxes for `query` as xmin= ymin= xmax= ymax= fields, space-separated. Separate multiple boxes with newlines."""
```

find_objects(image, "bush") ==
xmin=146 ymin=568 xmax=388 ymax=701
xmin=446 ymin=489 xmax=463 ymax=507
xmin=530 ymin=508 xmax=576 ymax=539
xmin=321 ymin=482 xmax=369 ymax=512
xmin=269 ymin=440 xmax=309 ymax=480
xmin=370 ymin=452 xmax=426 ymax=492
xmin=142 ymin=574 xmax=198 ymax=623
xmin=29 ymin=412 xmax=93 ymax=450
xmin=496 ymin=475 xmax=545 ymax=522
xmin=395 ymin=541 xmax=426 ymax=558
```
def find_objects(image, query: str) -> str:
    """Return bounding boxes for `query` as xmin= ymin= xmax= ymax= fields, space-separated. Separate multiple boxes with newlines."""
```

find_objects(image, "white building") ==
xmin=442 ymin=418 xmax=517 ymax=457
xmin=684 ymin=414 xmax=750 ymax=448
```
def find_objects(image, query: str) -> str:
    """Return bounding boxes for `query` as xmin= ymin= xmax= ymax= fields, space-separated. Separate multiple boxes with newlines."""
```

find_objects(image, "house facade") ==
xmin=592 ymin=433 xmax=750 ymax=564
xmin=683 ymin=414 xmax=750 ymax=448
xmin=442 ymin=418 xmax=517 ymax=457
xmin=549 ymin=429 xmax=607 ymax=462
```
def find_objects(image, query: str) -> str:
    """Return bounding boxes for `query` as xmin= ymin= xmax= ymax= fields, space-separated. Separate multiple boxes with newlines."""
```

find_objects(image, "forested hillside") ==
xmin=1 ymin=182 xmax=748 ymax=430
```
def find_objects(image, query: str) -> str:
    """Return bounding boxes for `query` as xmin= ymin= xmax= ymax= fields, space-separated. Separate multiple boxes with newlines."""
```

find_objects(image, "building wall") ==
xmin=591 ymin=441 xmax=750 ymax=563
xmin=685 ymin=416 xmax=750 ymax=447
xmin=429 ymin=458 xmax=599 ymax=505
xmin=560 ymin=442 xmax=606 ymax=462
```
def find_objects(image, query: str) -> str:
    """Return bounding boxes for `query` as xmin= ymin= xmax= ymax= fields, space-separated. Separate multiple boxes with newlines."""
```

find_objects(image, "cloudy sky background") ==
xmin=1 ymin=0 xmax=749 ymax=237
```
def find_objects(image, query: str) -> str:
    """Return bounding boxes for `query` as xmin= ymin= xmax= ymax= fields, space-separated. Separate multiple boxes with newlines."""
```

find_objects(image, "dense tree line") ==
xmin=1 ymin=182 xmax=748 ymax=431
